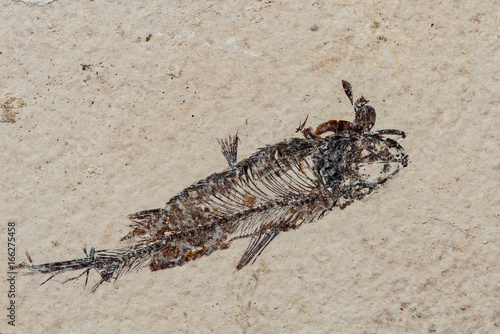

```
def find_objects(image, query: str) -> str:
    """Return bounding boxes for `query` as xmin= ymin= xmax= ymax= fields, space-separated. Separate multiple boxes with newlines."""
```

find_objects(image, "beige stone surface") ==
xmin=1 ymin=0 xmax=498 ymax=333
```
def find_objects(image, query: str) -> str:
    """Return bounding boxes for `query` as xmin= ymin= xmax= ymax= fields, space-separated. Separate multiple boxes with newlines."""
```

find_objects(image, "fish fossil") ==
xmin=18 ymin=80 xmax=408 ymax=292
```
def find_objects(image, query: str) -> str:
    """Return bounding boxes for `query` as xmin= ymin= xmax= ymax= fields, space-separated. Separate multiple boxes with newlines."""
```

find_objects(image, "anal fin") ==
xmin=236 ymin=228 xmax=280 ymax=270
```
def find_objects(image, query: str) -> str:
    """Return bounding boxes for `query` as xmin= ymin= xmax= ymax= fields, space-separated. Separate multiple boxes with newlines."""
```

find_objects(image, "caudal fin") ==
xmin=17 ymin=243 xmax=160 ymax=292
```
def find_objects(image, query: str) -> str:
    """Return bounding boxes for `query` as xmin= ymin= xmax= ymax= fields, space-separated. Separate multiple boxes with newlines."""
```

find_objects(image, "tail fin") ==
xmin=17 ymin=242 xmax=164 ymax=292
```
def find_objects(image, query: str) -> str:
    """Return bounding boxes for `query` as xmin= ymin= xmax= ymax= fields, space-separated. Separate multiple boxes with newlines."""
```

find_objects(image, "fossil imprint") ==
xmin=18 ymin=80 xmax=408 ymax=292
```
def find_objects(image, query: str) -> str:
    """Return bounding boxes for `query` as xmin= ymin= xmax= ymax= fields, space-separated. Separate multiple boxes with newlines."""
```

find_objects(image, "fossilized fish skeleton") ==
xmin=18 ymin=80 xmax=408 ymax=292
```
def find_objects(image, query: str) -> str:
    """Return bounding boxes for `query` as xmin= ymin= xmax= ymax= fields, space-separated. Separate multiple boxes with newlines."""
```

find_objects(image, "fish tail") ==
xmin=17 ymin=241 xmax=165 ymax=292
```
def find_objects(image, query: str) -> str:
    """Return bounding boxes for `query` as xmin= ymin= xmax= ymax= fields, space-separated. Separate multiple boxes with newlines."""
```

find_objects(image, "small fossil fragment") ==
xmin=17 ymin=81 xmax=408 ymax=292
xmin=1 ymin=96 xmax=26 ymax=124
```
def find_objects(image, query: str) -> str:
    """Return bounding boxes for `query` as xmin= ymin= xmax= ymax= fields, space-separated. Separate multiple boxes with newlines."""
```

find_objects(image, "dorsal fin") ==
xmin=218 ymin=133 xmax=240 ymax=169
